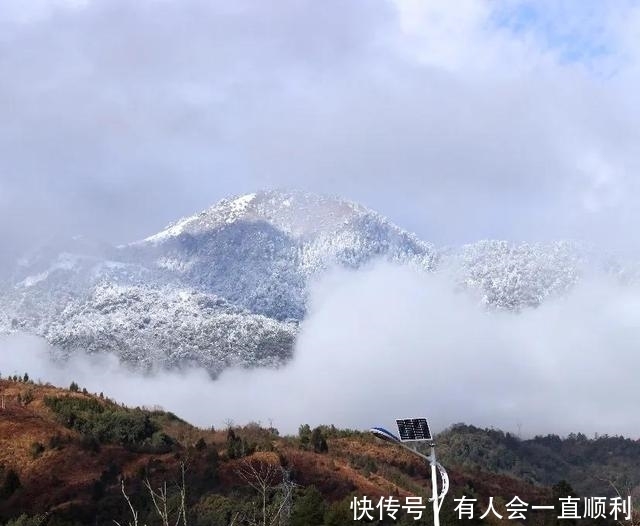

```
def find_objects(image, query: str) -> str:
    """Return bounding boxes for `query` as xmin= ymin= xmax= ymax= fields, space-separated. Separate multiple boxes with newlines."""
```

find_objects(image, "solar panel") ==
xmin=396 ymin=418 xmax=432 ymax=442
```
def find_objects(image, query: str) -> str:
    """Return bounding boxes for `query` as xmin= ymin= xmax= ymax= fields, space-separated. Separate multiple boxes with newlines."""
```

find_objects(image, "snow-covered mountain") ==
xmin=124 ymin=191 xmax=438 ymax=320
xmin=0 ymin=190 xmax=623 ymax=375
xmin=0 ymin=191 xmax=437 ymax=374
xmin=450 ymin=240 xmax=585 ymax=309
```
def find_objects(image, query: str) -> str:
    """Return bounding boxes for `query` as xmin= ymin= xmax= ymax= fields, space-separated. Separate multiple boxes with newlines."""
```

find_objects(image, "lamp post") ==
xmin=371 ymin=418 xmax=449 ymax=526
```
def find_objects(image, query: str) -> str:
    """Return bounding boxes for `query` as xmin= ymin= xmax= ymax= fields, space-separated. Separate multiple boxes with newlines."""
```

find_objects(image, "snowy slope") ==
xmin=448 ymin=240 xmax=584 ymax=310
xmin=0 ymin=190 xmax=626 ymax=375
xmin=123 ymin=191 xmax=438 ymax=320
xmin=45 ymin=284 xmax=296 ymax=373
xmin=1 ymin=191 xmax=437 ymax=374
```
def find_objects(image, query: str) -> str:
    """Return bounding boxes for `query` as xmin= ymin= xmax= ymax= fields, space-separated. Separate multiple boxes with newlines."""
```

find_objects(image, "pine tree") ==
xmin=290 ymin=486 xmax=326 ymax=526
xmin=310 ymin=427 xmax=328 ymax=453
xmin=298 ymin=424 xmax=311 ymax=450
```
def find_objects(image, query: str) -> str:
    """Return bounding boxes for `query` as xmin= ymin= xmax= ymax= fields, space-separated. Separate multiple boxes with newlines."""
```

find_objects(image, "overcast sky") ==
xmin=2 ymin=0 xmax=640 ymax=258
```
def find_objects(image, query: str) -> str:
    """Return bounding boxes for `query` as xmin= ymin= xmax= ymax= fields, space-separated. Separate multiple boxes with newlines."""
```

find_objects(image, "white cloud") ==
xmin=3 ymin=262 xmax=639 ymax=438
xmin=391 ymin=0 xmax=494 ymax=70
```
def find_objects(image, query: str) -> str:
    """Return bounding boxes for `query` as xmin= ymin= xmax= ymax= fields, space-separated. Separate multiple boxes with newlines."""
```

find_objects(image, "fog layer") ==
xmin=2 ymin=262 xmax=638 ymax=438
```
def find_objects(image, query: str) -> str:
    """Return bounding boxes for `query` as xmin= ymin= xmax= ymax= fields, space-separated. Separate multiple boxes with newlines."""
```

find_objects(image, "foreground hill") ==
xmin=1 ymin=190 xmax=636 ymax=374
xmin=0 ymin=378 xmax=637 ymax=525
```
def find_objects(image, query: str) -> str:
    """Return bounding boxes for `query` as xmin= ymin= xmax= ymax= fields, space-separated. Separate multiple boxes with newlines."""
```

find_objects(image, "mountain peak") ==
xmin=4 ymin=189 xmax=619 ymax=377
xmin=141 ymin=190 xmax=377 ymax=244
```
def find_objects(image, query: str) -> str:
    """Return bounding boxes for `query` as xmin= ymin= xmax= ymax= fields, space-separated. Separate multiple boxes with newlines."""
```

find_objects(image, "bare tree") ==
xmin=144 ymin=462 xmax=188 ymax=526
xmin=607 ymin=479 xmax=640 ymax=526
xmin=236 ymin=458 xmax=296 ymax=526
xmin=114 ymin=463 xmax=188 ymax=526
xmin=114 ymin=480 xmax=142 ymax=526
xmin=277 ymin=469 xmax=297 ymax=526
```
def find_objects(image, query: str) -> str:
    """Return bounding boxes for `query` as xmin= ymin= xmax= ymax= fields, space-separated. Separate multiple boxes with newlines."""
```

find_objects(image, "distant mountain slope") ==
xmin=449 ymin=240 xmax=584 ymax=309
xmin=44 ymin=284 xmax=296 ymax=374
xmin=438 ymin=423 xmax=640 ymax=497
xmin=0 ymin=190 xmax=629 ymax=374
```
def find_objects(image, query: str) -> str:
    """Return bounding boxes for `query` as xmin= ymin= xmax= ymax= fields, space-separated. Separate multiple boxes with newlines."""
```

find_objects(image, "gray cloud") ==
xmin=1 ymin=0 xmax=640 ymax=260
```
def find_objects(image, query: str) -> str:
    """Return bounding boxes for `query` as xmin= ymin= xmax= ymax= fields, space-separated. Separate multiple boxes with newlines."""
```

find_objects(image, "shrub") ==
xmin=43 ymin=395 xmax=172 ymax=451
xmin=29 ymin=442 xmax=45 ymax=459
xmin=79 ymin=434 xmax=101 ymax=453
xmin=134 ymin=431 xmax=174 ymax=454
xmin=48 ymin=433 xmax=66 ymax=450
xmin=290 ymin=486 xmax=326 ymax=526
xmin=298 ymin=424 xmax=311 ymax=450
xmin=21 ymin=389 xmax=34 ymax=406
xmin=0 ymin=468 xmax=21 ymax=498
xmin=226 ymin=428 xmax=255 ymax=459
xmin=4 ymin=514 xmax=43 ymax=526
xmin=311 ymin=427 xmax=328 ymax=453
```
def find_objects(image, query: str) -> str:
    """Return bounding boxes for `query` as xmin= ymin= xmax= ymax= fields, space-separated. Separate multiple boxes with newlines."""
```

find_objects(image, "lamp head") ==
xmin=370 ymin=427 xmax=401 ymax=444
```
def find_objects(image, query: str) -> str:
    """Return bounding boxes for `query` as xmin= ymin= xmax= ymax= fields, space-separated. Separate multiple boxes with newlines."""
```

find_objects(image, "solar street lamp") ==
xmin=371 ymin=418 xmax=449 ymax=526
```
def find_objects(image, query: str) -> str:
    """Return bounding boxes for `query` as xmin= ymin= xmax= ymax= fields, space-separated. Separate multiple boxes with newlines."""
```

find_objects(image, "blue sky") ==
xmin=493 ymin=2 xmax=607 ymax=60
xmin=490 ymin=0 xmax=624 ymax=74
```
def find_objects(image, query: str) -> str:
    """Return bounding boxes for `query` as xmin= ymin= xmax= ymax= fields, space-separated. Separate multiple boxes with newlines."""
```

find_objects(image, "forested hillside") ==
xmin=0 ymin=378 xmax=637 ymax=525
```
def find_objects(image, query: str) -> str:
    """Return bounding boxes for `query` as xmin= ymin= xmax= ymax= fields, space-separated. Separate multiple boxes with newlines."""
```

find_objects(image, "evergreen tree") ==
xmin=298 ymin=424 xmax=311 ymax=450
xmin=290 ymin=486 xmax=326 ymax=526
xmin=226 ymin=428 xmax=244 ymax=459
xmin=324 ymin=498 xmax=353 ymax=526
xmin=310 ymin=427 xmax=328 ymax=453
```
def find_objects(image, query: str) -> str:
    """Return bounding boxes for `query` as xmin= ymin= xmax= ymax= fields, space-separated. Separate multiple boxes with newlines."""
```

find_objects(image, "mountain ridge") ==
xmin=0 ymin=189 xmax=632 ymax=375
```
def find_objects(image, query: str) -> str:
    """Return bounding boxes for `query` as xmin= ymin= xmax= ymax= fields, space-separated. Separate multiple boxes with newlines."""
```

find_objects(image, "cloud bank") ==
xmin=2 ymin=262 xmax=638 ymax=438
xmin=2 ymin=0 xmax=640 ymax=261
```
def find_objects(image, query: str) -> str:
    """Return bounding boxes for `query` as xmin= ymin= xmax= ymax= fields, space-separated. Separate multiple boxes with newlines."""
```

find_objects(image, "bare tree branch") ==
xmin=604 ymin=478 xmax=639 ymax=526
xmin=114 ymin=480 xmax=142 ymax=526
xmin=236 ymin=458 xmax=296 ymax=526
xmin=115 ymin=463 xmax=188 ymax=526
